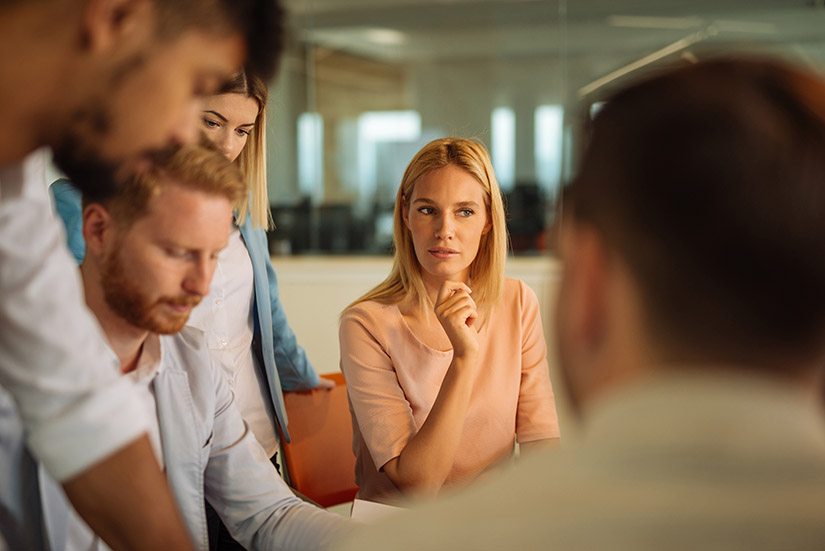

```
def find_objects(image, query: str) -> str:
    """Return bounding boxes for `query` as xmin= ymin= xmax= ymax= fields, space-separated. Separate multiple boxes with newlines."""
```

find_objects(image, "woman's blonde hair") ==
xmin=219 ymin=71 xmax=273 ymax=229
xmin=351 ymin=137 xmax=508 ymax=312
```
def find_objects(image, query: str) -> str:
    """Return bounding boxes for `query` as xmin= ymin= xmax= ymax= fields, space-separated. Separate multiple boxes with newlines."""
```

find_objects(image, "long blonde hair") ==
xmin=350 ymin=137 xmax=508 ymax=313
xmin=219 ymin=71 xmax=272 ymax=229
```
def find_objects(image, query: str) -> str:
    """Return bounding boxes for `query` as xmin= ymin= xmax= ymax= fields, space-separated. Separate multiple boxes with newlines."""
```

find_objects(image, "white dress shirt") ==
xmin=187 ymin=226 xmax=279 ymax=456
xmin=0 ymin=150 xmax=149 ymax=481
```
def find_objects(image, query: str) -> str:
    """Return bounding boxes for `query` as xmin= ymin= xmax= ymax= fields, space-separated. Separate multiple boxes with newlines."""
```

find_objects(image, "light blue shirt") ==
xmin=40 ymin=328 xmax=349 ymax=551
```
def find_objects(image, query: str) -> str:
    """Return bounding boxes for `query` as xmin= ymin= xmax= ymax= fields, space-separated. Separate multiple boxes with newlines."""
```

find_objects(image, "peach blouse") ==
xmin=339 ymin=278 xmax=560 ymax=504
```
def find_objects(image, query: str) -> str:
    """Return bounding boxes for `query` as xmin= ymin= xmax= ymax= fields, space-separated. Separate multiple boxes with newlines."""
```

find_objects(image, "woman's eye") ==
xmin=236 ymin=128 xmax=250 ymax=137
xmin=166 ymin=248 xmax=187 ymax=259
xmin=418 ymin=207 xmax=435 ymax=215
xmin=458 ymin=209 xmax=474 ymax=217
xmin=203 ymin=119 xmax=220 ymax=129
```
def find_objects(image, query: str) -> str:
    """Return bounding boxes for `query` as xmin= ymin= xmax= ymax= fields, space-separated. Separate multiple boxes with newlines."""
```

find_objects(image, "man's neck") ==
xmin=105 ymin=324 xmax=149 ymax=375
xmin=80 ymin=264 xmax=150 ymax=374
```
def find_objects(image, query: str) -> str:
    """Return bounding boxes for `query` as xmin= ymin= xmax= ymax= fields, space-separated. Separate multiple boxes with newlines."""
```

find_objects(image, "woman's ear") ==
xmin=82 ymin=203 xmax=115 ymax=258
xmin=401 ymin=194 xmax=411 ymax=230
xmin=81 ymin=0 xmax=152 ymax=53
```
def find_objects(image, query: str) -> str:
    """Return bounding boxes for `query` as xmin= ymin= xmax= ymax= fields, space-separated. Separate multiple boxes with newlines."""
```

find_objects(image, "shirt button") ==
xmin=215 ymin=298 xmax=223 ymax=306
xmin=220 ymin=338 xmax=228 ymax=347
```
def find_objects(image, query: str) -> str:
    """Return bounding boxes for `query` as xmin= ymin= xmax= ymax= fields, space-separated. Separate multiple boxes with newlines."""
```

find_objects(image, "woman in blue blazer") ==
xmin=50 ymin=71 xmax=332 ymax=549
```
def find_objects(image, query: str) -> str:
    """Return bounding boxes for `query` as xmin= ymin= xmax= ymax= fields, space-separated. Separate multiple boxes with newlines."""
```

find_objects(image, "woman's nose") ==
xmin=435 ymin=215 xmax=454 ymax=240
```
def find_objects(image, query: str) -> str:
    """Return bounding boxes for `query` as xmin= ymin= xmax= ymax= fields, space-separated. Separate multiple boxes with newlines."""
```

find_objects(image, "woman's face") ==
xmin=402 ymin=165 xmax=491 ymax=289
xmin=200 ymin=93 xmax=260 ymax=162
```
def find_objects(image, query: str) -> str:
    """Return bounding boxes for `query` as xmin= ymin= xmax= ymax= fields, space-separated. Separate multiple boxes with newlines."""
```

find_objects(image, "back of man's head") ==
xmin=569 ymin=57 xmax=825 ymax=368
xmin=84 ymin=140 xmax=245 ymax=229
xmin=152 ymin=0 xmax=284 ymax=83
xmin=3 ymin=0 xmax=284 ymax=83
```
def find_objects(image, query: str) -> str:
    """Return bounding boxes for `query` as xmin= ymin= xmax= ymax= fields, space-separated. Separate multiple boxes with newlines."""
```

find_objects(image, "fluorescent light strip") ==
xmin=578 ymin=26 xmax=718 ymax=98
xmin=607 ymin=15 xmax=703 ymax=30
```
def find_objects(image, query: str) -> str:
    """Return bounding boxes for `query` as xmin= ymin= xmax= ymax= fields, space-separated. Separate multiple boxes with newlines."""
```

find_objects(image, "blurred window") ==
xmin=267 ymin=0 xmax=825 ymax=256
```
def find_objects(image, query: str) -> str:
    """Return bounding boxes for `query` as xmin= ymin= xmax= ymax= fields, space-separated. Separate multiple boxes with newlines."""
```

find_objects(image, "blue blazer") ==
xmin=49 ymin=180 xmax=319 ymax=441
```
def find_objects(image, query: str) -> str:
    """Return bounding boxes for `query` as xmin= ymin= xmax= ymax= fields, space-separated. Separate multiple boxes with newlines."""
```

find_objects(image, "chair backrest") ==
xmin=278 ymin=372 xmax=358 ymax=507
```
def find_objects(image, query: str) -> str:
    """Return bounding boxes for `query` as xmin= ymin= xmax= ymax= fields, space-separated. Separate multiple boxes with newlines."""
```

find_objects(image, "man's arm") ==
xmin=63 ymin=436 xmax=192 ymax=551
xmin=196 ymin=335 xmax=350 ymax=549
xmin=0 ymin=153 xmax=191 ymax=549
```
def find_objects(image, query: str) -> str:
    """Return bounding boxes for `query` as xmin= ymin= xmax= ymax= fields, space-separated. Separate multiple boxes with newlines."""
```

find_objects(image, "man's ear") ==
xmin=81 ymin=0 xmax=152 ymax=53
xmin=563 ymin=222 xmax=609 ymax=352
xmin=83 ymin=203 xmax=115 ymax=257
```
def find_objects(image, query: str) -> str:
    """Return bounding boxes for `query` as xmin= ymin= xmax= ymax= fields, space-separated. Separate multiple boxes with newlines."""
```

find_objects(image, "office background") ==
xmin=265 ymin=0 xmax=825 ymax=433
xmin=267 ymin=0 xmax=825 ymax=257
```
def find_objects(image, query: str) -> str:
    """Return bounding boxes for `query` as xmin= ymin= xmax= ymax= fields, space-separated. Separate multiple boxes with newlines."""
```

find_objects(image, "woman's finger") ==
xmin=435 ymin=280 xmax=472 ymax=308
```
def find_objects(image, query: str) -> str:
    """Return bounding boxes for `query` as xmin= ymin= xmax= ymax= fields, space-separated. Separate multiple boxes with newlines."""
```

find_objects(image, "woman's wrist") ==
xmin=451 ymin=348 xmax=479 ymax=367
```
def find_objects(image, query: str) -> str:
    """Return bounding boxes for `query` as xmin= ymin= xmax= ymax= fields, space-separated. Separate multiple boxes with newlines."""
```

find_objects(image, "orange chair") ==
xmin=278 ymin=372 xmax=359 ymax=507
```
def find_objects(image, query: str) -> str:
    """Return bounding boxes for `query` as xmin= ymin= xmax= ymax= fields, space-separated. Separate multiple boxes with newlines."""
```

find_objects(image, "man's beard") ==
xmin=101 ymin=247 xmax=201 ymax=335
xmin=52 ymin=138 xmax=120 ymax=203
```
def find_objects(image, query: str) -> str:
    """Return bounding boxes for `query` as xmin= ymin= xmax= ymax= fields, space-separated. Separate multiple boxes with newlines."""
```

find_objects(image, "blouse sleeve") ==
xmin=339 ymin=305 xmax=417 ymax=471
xmin=515 ymin=281 xmax=561 ymax=443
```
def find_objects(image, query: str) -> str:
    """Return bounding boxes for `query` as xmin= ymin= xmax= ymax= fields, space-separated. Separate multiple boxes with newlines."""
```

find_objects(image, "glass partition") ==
xmin=266 ymin=0 xmax=825 ymax=256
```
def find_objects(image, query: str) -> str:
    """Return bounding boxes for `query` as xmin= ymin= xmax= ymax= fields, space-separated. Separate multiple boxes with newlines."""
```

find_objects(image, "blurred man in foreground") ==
xmin=341 ymin=56 xmax=825 ymax=550
xmin=0 ymin=1 xmax=283 ymax=548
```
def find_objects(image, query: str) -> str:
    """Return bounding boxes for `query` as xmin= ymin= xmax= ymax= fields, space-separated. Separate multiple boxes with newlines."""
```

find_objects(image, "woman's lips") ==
xmin=429 ymin=247 xmax=459 ymax=259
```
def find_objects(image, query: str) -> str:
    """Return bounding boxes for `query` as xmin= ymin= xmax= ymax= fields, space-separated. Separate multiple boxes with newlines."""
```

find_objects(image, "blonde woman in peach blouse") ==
xmin=339 ymin=137 xmax=560 ymax=505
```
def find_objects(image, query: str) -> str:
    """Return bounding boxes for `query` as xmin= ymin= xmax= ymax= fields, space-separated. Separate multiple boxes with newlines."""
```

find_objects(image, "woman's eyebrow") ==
xmin=203 ymin=110 xmax=227 ymax=123
xmin=412 ymin=198 xmax=480 ymax=208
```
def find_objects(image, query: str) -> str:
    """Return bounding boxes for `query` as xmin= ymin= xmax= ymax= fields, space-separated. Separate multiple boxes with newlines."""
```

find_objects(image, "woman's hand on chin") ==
xmin=433 ymin=280 xmax=479 ymax=359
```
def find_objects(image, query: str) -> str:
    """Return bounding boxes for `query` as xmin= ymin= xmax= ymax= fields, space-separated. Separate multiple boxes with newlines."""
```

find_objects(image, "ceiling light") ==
xmin=364 ymin=28 xmax=407 ymax=46
xmin=607 ymin=15 xmax=703 ymax=30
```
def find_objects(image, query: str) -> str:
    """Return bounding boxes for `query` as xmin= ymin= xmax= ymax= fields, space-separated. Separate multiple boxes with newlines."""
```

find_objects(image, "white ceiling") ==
xmin=282 ymin=0 xmax=825 ymax=66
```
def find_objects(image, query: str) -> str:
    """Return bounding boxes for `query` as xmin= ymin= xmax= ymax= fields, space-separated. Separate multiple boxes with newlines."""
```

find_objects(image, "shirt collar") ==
xmin=127 ymin=333 xmax=165 ymax=384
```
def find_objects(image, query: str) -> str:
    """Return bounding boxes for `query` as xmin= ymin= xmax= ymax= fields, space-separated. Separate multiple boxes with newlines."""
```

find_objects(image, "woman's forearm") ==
xmin=382 ymin=351 xmax=478 ymax=496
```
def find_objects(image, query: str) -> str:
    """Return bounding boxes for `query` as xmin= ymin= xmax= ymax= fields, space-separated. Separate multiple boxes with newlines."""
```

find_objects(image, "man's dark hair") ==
xmin=568 ymin=57 xmax=825 ymax=365
xmin=155 ymin=0 xmax=285 ymax=83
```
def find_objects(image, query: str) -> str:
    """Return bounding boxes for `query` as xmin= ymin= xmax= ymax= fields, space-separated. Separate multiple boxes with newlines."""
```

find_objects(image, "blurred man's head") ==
xmin=7 ymin=0 xmax=283 ymax=197
xmin=556 ymin=57 xmax=825 ymax=411
xmin=81 ymin=143 xmax=244 ymax=334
